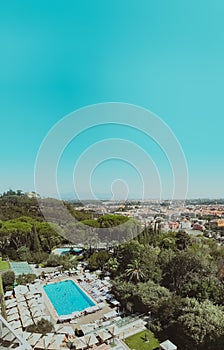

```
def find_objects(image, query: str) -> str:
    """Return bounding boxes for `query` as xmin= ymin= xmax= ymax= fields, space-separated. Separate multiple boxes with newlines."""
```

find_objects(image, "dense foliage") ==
xmin=105 ymin=228 xmax=224 ymax=349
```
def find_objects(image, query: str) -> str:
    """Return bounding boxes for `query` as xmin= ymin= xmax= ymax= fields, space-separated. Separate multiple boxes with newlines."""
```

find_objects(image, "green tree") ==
xmin=88 ymin=250 xmax=110 ymax=270
xmin=140 ymin=245 xmax=161 ymax=283
xmin=178 ymin=298 xmax=224 ymax=345
xmin=105 ymin=257 xmax=119 ymax=275
xmin=2 ymin=270 xmax=15 ymax=290
xmin=112 ymin=277 xmax=137 ymax=304
xmin=125 ymin=259 xmax=145 ymax=283
xmin=137 ymin=280 xmax=171 ymax=315
xmin=118 ymin=240 xmax=143 ymax=270
xmin=16 ymin=273 xmax=36 ymax=285
xmin=17 ymin=246 xmax=31 ymax=261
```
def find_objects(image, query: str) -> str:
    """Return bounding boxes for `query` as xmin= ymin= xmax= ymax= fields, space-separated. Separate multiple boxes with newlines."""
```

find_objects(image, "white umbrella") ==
xmin=17 ymin=301 xmax=28 ymax=309
xmin=3 ymin=331 xmax=16 ymax=342
xmin=5 ymin=299 xmax=17 ymax=309
xmin=28 ymin=299 xmax=39 ymax=307
xmin=7 ymin=312 xmax=20 ymax=322
xmin=32 ymin=307 xmax=43 ymax=317
xmin=6 ymin=306 xmax=19 ymax=316
xmin=14 ymin=285 xmax=28 ymax=295
xmin=35 ymin=336 xmax=47 ymax=349
xmin=83 ymin=333 xmax=98 ymax=347
xmin=107 ymin=324 xmax=120 ymax=336
xmin=9 ymin=319 xmax=22 ymax=330
xmin=97 ymin=330 xmax=112 ymax=342
xmin=16 ymin=295 xmax=26 ymax=303
xmin=48 ymin=334 xmax=65 ymax=350
xmin=21 ymin=331 xmax=32 ymax=340
xmin=1 ymin=327 xmax=10 ymax=338
xmin=55 ymin=325 xmax=74 ymax=335
xmin=21 ymin=315 xmax=33 ymax=328
xmin=25 ymin=292 xmax=34 ymax=300
xmin=73 ymin=337 xmax=87 ymax=350
xmin=19 ymin=308 xmax=31 ymax=319
xmin=80 ymin=323 xmax=95 ymax=335
xmin=27 ymin=333 xmax=42 ymax=346
xmin=43 ymin=333 xmax=55 ymax=349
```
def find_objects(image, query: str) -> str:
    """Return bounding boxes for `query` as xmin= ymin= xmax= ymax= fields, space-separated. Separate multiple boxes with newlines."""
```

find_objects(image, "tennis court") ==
xmin=10 ymin=262 xmax=34 ymax=276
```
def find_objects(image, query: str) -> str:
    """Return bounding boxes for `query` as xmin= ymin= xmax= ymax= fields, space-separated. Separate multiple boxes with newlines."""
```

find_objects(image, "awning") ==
xmin=160 ymin=339 xmax=177 ymax=350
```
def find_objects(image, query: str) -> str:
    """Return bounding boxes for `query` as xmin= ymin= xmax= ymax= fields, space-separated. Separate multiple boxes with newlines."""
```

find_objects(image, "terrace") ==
xmin=2 ymin=267 xmax=147 ymax=349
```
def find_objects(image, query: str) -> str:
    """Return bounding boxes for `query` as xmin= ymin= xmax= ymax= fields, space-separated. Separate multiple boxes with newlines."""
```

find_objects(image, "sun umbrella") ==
xmin=32 ymin=307 xmax=43 ymax=318
xmin=5 ymin=299 xmax=17 ymax=309
xmin=43 ymin=333 xmax=55 ymax=349
xmin=83 ymin=333 xmax=98 ymax=347
xmin=7 ymin=312 xmax=20 ymax=322
xmin=21 ymin=315 xmax=33 ymax=328
xmin=3 ymin=331 xmax=16 ymax=342
xmin=80 ymin=323 xmax=95 ymax=335
xmin=34 ymin=336 xmax=47 ymax=349
xmin=73 ymin=337 xmax=87 ymax=350
xmin=28 ymin=299 xmax=39 ymax=308
xmin=19 ymin=307 xmax=31 ymax=318
xmin=55 ymin=325 xmax=74 ymax=335
xmin=16 ymin=295 xmax=26 ymax=303
xmin=107 ymin=324 xmax=120 ymax=337
xmin=25 ymin=292 xmax=34 ymax=300
xmin=97 ymin=330 xmax=112 ymax=342
xmin=48 ymin=334 xmax=65 ymax=350
xmin=27 ymin=333 xmax=42 ymax=346
xmin=21 ymin=331 xmax=32 ymax=340
xmin=6 ymin=306 xmax=19 ymax=316
xmin=9 ymin=319 xmax=22 ymax=330
xmin=14 ymin=285 xmax=28 ymax=295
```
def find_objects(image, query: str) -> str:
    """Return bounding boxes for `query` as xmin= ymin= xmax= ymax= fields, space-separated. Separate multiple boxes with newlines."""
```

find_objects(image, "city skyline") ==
xmin=1 ymin=1 xmax=224 ymax=199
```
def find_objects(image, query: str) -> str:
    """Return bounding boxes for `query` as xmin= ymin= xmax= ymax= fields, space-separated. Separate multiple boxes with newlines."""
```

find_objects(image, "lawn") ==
xmin=0 ymin=259 xmax=9 ymax=271
xmin=124 ymin=330 xmax=160 ymax=350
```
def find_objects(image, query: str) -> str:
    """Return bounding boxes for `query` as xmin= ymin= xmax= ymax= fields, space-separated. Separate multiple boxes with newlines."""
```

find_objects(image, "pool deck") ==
xmin=42 ymin=277 xmax=112 ymax=327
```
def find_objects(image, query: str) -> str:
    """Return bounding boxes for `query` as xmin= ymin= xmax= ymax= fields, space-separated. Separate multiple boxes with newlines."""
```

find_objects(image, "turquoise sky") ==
xmin=1 ymin=1 xmax=224 ymax=199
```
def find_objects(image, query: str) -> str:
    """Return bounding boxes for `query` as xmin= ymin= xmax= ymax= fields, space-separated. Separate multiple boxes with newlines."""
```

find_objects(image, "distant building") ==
xmin=192 ymin=223 xmax=205 ymax=231
xmin=25 ymin=191 xmax=40 ymax=199
xmin=169 ymin=221 xmax=179 ymax=230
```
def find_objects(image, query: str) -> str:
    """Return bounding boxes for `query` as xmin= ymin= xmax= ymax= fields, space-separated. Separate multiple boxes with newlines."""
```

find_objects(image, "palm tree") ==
xmin=125 ymin=259 xmax=145 ymax=282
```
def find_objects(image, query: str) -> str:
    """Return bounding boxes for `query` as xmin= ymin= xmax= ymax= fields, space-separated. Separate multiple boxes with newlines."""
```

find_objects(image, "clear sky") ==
xmin=0 ymin=1 xmax=224 ymax=199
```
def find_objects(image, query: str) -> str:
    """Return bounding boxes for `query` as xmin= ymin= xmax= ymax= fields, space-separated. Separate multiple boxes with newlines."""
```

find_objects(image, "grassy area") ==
xmin=124 ymin=330 xmax=160 ymax=350
xmin=0 ymin=275 xmax=7 ymax=319
xmin=0 ymin=259 xmax=9 ymax=271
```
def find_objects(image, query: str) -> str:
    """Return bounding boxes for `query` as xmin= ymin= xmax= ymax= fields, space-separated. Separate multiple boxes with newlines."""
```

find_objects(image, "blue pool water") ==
xmin=43 ymin=280 xmax=95 ymax=316
xmin=53 ymin=247 xmax=82 ymax=255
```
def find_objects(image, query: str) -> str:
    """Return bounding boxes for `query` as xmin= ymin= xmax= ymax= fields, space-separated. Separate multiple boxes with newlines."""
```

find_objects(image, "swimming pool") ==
xmin=52 ymin=247 xmax=82 ymax=255
xmin=43 ymin=280 xmax=95 ymax=316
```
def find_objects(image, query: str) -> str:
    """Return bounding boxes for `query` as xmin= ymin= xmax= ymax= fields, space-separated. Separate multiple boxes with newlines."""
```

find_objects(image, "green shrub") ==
xmin=2 ymin=270 xmax=15 ymax=290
